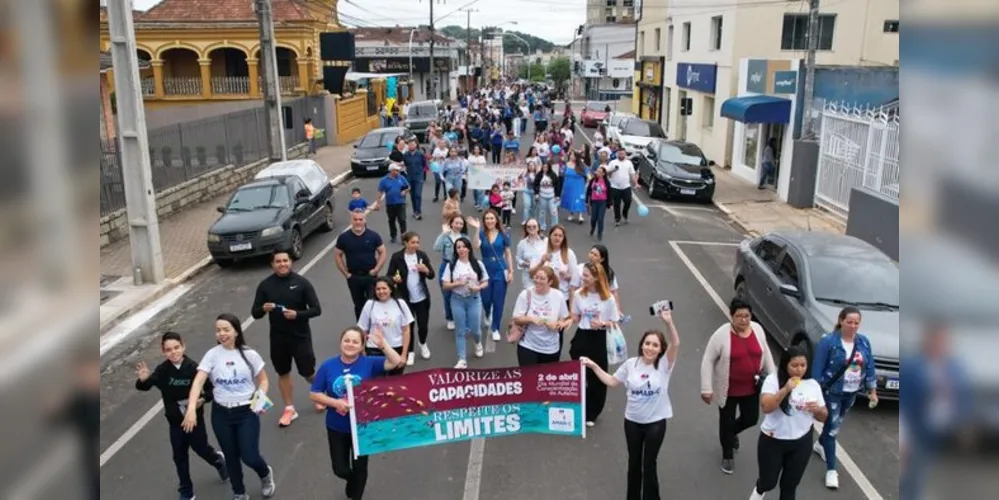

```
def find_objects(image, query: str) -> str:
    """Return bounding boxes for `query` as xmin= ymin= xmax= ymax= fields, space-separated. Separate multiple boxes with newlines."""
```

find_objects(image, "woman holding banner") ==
xmin=467 ymin=145 xmax=488 ymax=210
xmin=533 ymin=162 xmax=561 ymax=232
xmin=309 ymin=326 xmax=403 ymax=500
xmin=442 ymin=147 xmax=467 ymax=202
xmin=570 ymin=262 xmax=620 ymax=427
xmin=581 ymin=308 xmax=680 ymax=500
xmin=521 ymin=160 xmax=539 ymax=225
xmin=511 ymin=267 xmax=572 ymax=366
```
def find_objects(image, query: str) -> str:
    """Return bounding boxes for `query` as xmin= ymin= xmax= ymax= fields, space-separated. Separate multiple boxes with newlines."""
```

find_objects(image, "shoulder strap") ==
xmin=823 ymin=337 xmax=858 ymax=391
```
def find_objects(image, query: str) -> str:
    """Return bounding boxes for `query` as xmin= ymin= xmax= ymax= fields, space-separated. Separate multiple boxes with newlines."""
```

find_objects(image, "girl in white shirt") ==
xmin=511 ymin=267 xmax=572 ymax=366
xmin=531 ymin=225 xmax=579 ymax=353
xmin=358 ymin=277 xmax=415 ymax=375
xmin=183 ymin=313 xmax=276 ymax=500
xmin=570 ymin=263 xmax=620 ymax=427
xmin=515 ymin=219 xmax=548 ymax=289
xmin=442 ymin=236 xmax=490 ymax=369
xmin=581 ymin=309 xmax=680 ymax=500
xmin=467 ymin=146 xmax=489 ymax=210
xmin=586 ymin=244 xmax=622 ymax=315
xmin=750 ymin=345 xmax=829 ymax=500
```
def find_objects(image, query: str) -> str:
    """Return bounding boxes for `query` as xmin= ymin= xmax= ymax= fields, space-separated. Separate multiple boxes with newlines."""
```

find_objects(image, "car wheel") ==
xmin=319 ymin=203 xmax=335 ymax=232
xmin=648 ymin=179 xmax=656 ymax=199
xmin=289 ymin=228 xmax=304 ymax=260
xmin=734 ymin=279 xmax=747 ymax=300
xmin=214 ymin=257 xmax=234 ymax=268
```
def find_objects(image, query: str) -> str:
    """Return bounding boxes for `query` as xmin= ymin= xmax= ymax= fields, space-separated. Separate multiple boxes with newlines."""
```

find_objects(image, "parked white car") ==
xmin=613 ymin=117 xmax=668 ymax=160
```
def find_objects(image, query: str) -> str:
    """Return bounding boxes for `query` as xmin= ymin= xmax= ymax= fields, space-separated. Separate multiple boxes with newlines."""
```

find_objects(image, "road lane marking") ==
xmin=671 ymin=241 xmax=742 ymax=247
xmin=668 ymin=240 xmax=884 ymax=500
xmin=100 ymin=224 xmax=349 ymax=470
xmin=462 ymin=438 xmax=486 ymax=500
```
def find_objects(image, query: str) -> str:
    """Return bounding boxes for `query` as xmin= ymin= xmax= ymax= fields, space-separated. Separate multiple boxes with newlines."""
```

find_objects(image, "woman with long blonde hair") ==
xmin=570 ymin=262 xmax=620 ymax=427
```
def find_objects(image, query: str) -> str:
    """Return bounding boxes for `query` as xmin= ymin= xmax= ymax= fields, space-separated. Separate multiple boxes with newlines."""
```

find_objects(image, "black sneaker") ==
xmin=345 ymin=479 xmax=355 ymax=499
xmin=721 ymin=458 xmax=735 ymax=475
xmin=614 ymin=221 xmax=620 ymax=227
xmin=390 ymin=237 xmax=398 ymax=244
xmin=415 ymin=214 xmax=423 ymax=220
xmin=433 ymin=197 xmax=440 ymax=203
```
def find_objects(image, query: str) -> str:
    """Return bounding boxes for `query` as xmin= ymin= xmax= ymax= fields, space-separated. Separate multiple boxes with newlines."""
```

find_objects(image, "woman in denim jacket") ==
xmin=810 ymin=306 xmax=879 ymax=490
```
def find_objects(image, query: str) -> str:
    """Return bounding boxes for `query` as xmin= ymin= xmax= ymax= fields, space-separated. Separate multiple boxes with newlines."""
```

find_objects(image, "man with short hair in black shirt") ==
xmin=334 ymin=210 xmax=388 ymax=319
xmin=251 ymin=250 xmax=322 ymax=427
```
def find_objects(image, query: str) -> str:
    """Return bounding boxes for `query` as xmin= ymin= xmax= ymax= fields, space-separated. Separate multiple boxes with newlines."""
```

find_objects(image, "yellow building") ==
xmin=99 ymin=0 xmax=345 ymax=109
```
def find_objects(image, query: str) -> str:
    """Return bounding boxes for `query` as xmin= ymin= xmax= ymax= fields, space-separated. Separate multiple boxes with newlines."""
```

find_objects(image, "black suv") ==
xmin=207 ymin=175 xmax=335 ymax=266
xmin=405 ymin=100 xmax=439 ymax=142
xmin=350 ymin=127 xmax=416 ymax=176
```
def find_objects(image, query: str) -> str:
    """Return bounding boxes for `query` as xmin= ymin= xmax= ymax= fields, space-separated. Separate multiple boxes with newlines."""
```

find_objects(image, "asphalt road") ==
xmin=89 ymin=120 xmax=899 ymax=500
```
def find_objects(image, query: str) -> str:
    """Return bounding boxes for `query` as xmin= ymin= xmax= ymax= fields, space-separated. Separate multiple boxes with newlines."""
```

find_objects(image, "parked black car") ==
xmin=207 ymin=162 xmax=335 ymax=267
xmin=405 ymin=100 xmax=439 ymax=142
xmin=637 ymin=139 xmax=716 ymax=202
xmin=350 ymin=127 xmax=416 ymax=177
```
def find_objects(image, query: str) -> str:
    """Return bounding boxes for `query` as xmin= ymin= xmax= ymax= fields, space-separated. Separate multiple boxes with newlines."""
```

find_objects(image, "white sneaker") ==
xmin=447 ymin=321 xmax=456 ymax=331
xmin=813 ymin=441 xmax=826 ymax=462
xmin=454 ymin=359 xmax=468 ymax=369
xmin=419 ymin=343 xmax=431 ymax=359
xmin=585 ymin=421 xmax=595 ymax=427
xmin=491 ymin=330 xmax=501 ymax=341
xmin=474 ymin=343 xmax=484 ymax=358
xmin=484 ymin=314 xmax=492 ymax=326
xmin=406 ymin=352 xmax=415 ymax=366
xmin=825 ymin=470 xmax=839 ymax=490
xmin=749 ymin=487 xmax=765 ymax=500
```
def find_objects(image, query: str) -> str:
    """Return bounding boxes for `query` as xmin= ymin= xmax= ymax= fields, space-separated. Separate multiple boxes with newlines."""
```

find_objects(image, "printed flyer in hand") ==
xmin=346 ymin=361 xmax=585 ymax=457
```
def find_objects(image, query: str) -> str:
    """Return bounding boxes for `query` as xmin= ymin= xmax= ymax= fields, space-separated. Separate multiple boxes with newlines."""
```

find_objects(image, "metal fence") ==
xmin=815 ymin=103 xmax=900 ymax=221
xmin=100 ymin=96 xmax=327 ymax=216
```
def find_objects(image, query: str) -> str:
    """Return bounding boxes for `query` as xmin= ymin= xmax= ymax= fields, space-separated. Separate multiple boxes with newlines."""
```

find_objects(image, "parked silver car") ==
xmin=733 ymin=231 xmax=900 ymax=399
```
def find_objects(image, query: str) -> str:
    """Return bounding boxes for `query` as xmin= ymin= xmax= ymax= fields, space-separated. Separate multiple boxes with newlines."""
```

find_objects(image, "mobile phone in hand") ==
xmin=649 ymin=300 xmax=673 ymax=315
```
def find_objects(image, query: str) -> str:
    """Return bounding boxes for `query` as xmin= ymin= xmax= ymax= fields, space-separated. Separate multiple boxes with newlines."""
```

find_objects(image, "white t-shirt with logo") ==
xmin=607 ymin=158 xmax=636 ymax=190
xmin=614 ymin=357 xmax=674 ymax=424
xmin=443 ymin=259 xmax=489 ymax=297
xmin=544 ymin=249 xmax=580 ymax=295
xmin=576 ymin=263 xmax=619 ymax=291
xmin=841 ymin=339 xmax=864 ymax=393
xmin=359 ymin=299 xmax=415 ymax=349
xmin=759 ymin=374 xmax=826 ymax=440
xmin=572 ymin=291 xmax=619 ymax=330
xmin=513 ymin=288 xmax=569 ymax=355
xmin=198 ymin=345 xmax=265 ymax=406
xmin=516 ymin=237 xmax=548 ymax=289
xmin=404 ymin=253 xmax=427 ymax=303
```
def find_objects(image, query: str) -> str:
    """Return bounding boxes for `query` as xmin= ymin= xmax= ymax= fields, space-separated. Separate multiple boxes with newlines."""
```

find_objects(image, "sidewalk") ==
xmin=712 ymin=166 xmax=845 ymax=237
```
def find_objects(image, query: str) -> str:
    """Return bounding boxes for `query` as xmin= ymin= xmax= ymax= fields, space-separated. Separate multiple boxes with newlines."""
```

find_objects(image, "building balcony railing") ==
xmin=163 ymin=77 xmax=202 ymax=96
xmin=211 ymin=76 xmax=250 ymax=95
xmin=255 ymin=76 xmax=300 ymax=95
xmin=141 ymin=77 xmax=155 ymax=96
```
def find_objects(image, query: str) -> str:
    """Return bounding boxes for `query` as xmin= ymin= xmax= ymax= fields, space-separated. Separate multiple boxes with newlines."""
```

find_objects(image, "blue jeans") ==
xmin=211 ymin=404 xmax=270 ymax=495
xmin=474 ymin=189 xmax=487 ymax=209
xmin=759 ymin=161 xmax=776 ymax=187
xmin=409 ymin=178 xmax=425 ymax=215
xmin=538 ymin=196 xmax=558 ymax=231
xmin=450 ymin=293 xmax=482 ymax=361
xmin=481 ymin=277 xmax=508 ymax=333
xmin=438 ymin=261 xmax=453 ymax=322
xmin=445 ymin=176 xmax=462 ymax=194
xmin=590 ymin=202 xmax=607 ymax=239
xmin=818 ymin=392 xmax=857 ymax=471
xmin=521 ymin=190 xmax=536 ymax=223
xmin=433 ymin=172 xmax=444 ymax=200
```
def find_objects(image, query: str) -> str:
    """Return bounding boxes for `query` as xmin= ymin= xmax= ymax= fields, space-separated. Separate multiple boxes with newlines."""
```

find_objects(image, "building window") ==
xmin=703 ymin=96 xmax=715 ymax=129
xmin=682 ymin=22 xmax=691 ymax=51
xmin=606 ymin=0 xmax=617 ymax=6
xmin=781 ymin=14 xmax=836 ymax=51
xmin=667 ymin=25 xmax=674 ymax=60
xmin=654 ymin=28 xmax=661 ymax=52
xmin=606 ymin=16 xmax=616 ymax=23
xmin=710 ymin=16 xmax=723 ymax=51
xmin=883 ymin=20 xmax=899 ymax=33
xmin=623 ymin=0 xmax=634 ymax=7
xmin=639 ymin=31 xmax=646 ymax=58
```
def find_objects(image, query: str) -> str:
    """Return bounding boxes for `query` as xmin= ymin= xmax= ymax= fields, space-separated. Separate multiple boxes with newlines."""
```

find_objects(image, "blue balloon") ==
xmin=637 ymin=204 xmax=650 ymax=217
xmin=551 ymin=145 xmax=561 ymax=154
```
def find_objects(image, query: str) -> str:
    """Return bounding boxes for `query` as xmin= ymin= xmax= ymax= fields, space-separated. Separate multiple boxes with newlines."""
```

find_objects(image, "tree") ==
xmin=547 ymin=57 xmax=571 ymax=90
xmin=518 ymin=62 xmax=547 ymax=82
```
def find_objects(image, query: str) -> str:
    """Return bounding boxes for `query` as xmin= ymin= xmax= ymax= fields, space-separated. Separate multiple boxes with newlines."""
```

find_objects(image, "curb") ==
xmin=713 ymin=200 xmax=760 ymax=238
xmin=99 ymin=170 xmax=355 ymax=335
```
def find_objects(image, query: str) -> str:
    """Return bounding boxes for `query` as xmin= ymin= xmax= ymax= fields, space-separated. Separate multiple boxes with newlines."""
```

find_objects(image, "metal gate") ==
xmin=815 ymin=103 xmax=900 ymax=220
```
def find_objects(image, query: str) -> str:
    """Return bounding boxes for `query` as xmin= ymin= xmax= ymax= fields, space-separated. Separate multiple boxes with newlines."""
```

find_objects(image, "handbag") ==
xmin=505 ymin=290 xmax=531 ymax=344
xmin=606 ymin=324 xmax=628 ymax=366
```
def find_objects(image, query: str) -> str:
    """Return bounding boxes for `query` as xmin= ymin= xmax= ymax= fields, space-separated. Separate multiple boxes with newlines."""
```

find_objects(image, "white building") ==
xmin=580 ymin=23 xmax=637 ymax=101
xmin=656 ymin=0 xmax=899 ymax=191
xmin=587 ymin=0 xmax=638 ymax=25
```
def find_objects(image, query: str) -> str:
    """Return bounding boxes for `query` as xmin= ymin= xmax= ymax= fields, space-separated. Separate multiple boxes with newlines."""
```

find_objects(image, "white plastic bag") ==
xmin=606 ymin=324 xmax=628 ymax=366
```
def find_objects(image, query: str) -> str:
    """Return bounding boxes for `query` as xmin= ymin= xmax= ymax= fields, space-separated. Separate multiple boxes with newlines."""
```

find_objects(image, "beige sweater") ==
xmin=699 ymin=322 xmax=777 ymax=408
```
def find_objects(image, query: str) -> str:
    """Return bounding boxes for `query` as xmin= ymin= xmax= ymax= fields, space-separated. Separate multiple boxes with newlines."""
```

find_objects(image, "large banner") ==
xmin=347 ymin=361 xmax=585 ymax=457
xmin=467 ymin=162 xmax=529 ymax=191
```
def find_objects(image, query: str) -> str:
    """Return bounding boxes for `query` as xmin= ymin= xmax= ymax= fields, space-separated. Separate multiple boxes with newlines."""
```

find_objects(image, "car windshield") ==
xmin=410 ymin=104 xmax=436 ymax=117
xmin=227 ymin=185 xmax=290 ymax=211
xmin=810 ymin=257 xmax=899 ymax=308
xmin=586 ymin=103 xmax=604 ymax=111
xmin=610 ymin=114 xmax=629 ymax=127
xmin=622 ymin=120 xmax=666 ymax=138
xmin=359 ymin=132 xmax=396 ymax=148
xmin=659 ymin=143 xmax=705 ymax=165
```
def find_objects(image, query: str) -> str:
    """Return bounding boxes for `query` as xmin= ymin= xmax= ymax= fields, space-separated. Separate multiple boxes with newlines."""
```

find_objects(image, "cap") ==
xmin=389 ymin=163 xmax=403 ymax=171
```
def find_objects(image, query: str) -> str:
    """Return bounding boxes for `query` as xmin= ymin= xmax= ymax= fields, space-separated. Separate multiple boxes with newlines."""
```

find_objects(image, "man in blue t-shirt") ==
xmin=376 ymin=164 xmax=411 ymax=244
xmin=502 ymin=130 xmax=520 ymax=159
xmin=401 ymin=139 xmax=427 ymax=220
xmin=334 ymin=211 xmax=387 ymax=319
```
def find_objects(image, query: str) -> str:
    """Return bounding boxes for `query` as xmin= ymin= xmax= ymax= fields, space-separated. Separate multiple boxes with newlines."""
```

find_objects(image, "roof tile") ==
xmin=138 ymin=0 xmax=316 ymax=22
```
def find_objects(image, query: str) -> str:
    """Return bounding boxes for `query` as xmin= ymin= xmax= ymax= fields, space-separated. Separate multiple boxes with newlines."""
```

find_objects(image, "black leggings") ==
xmin=516 ymin=344 xmax=560 ymax=366
xmin=719 ymin=393 xmax=760 ymax=460
xmin=491 ymin=148 xmax=502 ymax=164
xmin=407 ymin=299 xmax=431 ymax=349
xmin=754 ymin=432 xmax=813 ymax=500
xmin=624 ymin=418 xmax=667 ymax=500
xmin=385 ymin=203 xmax=407 ymax=240
xmin=569 ymin=328 xmax=608 ymax=422
xmin=328 ymin=429 xmax=368 ymax=499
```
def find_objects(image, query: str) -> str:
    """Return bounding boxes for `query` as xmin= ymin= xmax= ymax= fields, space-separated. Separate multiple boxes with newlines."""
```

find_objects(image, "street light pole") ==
xmin=409 ymin=28 xmax=416 ymax=86
xmin=504 ymin=33 xmax=530 ymax=82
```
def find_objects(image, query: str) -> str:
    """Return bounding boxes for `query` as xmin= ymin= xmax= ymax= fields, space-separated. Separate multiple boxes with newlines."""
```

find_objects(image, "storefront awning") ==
xmin=720 ymin=95 xmax=792 ymax=124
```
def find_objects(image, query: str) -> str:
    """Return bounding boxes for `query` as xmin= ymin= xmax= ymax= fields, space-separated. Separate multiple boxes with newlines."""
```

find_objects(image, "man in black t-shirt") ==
xmin=334 ymin=210 xmax=388 ymax=319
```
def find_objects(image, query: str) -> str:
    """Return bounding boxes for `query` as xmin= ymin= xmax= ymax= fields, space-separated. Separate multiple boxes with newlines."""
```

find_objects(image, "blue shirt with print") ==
xmin=347 ymin=198 xmax=369 ymax=212
xmin=311 ymin=355 xmax=387 ymax=432
xmin=812 ymin=331 xmax=877 ymax=395
xmin=378 ymin=175 xmax=410 ymax=205
xmin=503 ymin=138 xmax=520 ymax=151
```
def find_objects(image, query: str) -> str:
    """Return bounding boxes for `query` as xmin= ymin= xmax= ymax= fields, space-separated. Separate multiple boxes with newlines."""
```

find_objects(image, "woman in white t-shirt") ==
xmin=182 ymin=313 xmax=276 ymax=500
xmin=512 ymin=266 xmax=571 ymax=366
xmin=531 ymin=225 xmax=579 ymax=353
xmin=442 ymin=236 xmax=490 ymax=369
xmin=358 ymin=277 xmax=415 ymax=375
xmin=387 ymin=232 xmax=436 ymax=366
xmin=750 ymin=345 xmax=829 ymax=500
xmin=467 ymin=146 xmax=489 ymax=210
xmin=570 ymin=262 xmax=620 ymax=427
xmin=586 ymin=244 xmax=622 ymax=315
xmin=581 ymin=309 xmax=680 ymax=500
xmin=515 ymin=219 xmax=548 ymax=289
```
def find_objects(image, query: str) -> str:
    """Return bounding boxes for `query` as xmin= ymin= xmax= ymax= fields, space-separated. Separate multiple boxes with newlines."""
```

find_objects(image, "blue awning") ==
xmin=720 ymin=95 xmax=792 ymax=124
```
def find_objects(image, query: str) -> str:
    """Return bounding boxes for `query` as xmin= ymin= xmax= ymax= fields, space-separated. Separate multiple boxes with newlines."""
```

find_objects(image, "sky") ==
xmin=131 ymin=0 xmax=585 ymax=45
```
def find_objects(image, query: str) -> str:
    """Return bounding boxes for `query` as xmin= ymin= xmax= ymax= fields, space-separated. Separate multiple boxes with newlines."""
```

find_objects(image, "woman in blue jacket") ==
xmin=810 ymin=306 xmax=879 ymax=490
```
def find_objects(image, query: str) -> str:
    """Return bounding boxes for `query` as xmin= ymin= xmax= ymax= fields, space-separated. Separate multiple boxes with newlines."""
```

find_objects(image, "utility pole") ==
xmin=106 ymin=0 xmax=164 ymax=284
xmin=461 ymin=8 xmax=478 ymax=93
xmin=801 ymin=0 xmax=820 ymax=139
xmin=428 ymin=0 xmax=436 ymax=101
xmin=254 ymin=0 xmax=287 ymax=161
xmin=479 ymin=31 xmax=486 ymax=88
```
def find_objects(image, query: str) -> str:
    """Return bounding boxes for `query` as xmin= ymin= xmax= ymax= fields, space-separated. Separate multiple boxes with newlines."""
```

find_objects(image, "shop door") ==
xmin=677 ymin=91 xmax=688 ymax=141
xmin=765 ymin=124 xmax=785 ymax=185
xmin=663 ymin=87 xmax=671 ymax=133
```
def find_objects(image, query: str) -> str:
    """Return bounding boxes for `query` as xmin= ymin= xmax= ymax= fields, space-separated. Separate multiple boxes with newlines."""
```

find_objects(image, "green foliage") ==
xmin=547 ymin=57 xmax=571 ymax=88
xmin=439 ymin=25 xmax=556 ymax=54
xmin=518 ymin=62 xmax=547 ymax=81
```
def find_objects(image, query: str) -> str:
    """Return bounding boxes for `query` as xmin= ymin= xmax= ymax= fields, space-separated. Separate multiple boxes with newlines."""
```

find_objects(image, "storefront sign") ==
xmin=746 ymin=59 xmax=768 ymax=94
xmin=772 ymin=70 xmax=798 ymax=94
xmin=348 ymin=361 xmax=585 ymax=456
xmin=676 ymin=63 xmax=717 ymax=94
xmin=356 ymin=45 xmax=458 ymax=58
xmin=608 ymin=59 xmax=634 ymax=79
xmin=354 ymin=57 xmax=451 ymax=73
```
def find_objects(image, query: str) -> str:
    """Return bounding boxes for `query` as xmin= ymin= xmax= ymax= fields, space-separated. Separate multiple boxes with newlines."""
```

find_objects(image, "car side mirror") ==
xmin=709 ymin=159 xmax=716 ymax=166
xmin=353 ymin=143 xmax=358 ymax=148
xmin=216 ymin=205 xmax=226 ymax=213
xmin=778 ymin=283 xmax=801 ymax=299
